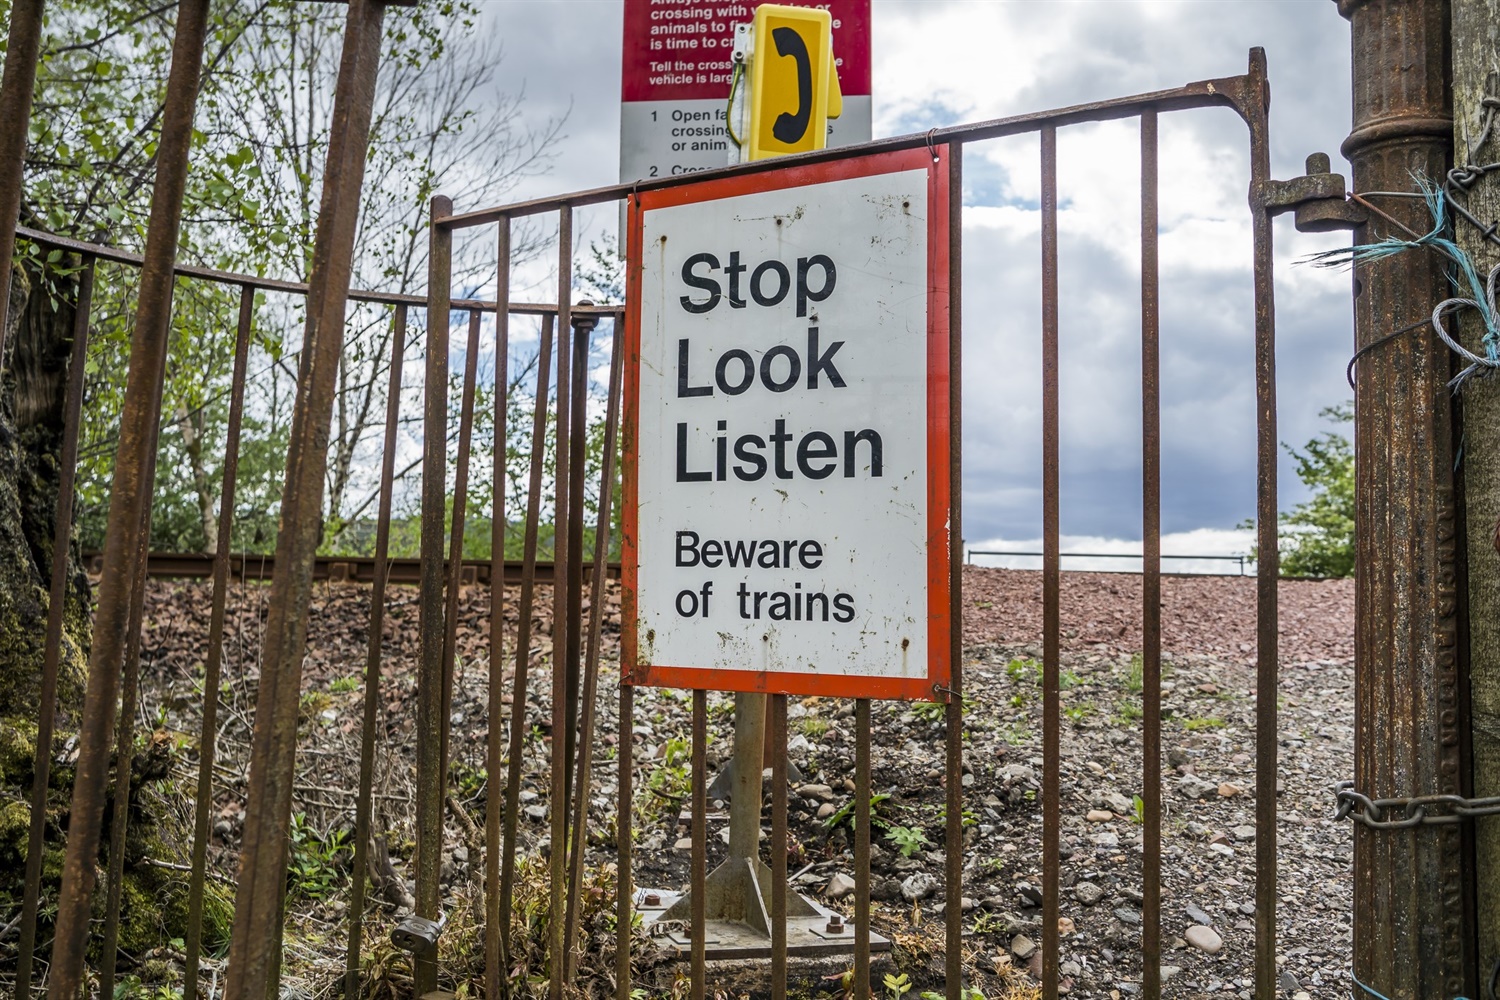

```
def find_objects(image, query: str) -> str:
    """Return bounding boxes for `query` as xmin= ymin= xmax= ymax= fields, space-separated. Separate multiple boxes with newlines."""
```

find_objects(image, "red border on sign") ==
xmin=622 ymin=146 xmax=951 ymax=701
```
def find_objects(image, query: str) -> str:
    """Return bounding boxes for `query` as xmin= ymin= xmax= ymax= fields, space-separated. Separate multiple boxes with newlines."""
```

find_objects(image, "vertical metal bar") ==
xmin=617 ymin=679 xmax=635 ymax=1000
xmin=224 ymin=4 xmax=389 ymax=996
xmin=343 ymin=303 xmax=408 ymax=1000
xmin=15 ymin=254 xmax=92 ymax=995
xmin=691 ymin=689 xmax=708 ymax=1000
xmin=945 ymin=138 xmax=966 ymax=1000
xmin=0 ymin=0 xmax=46 ymax=368
xmin=772 ymin=694 xmax=789 ymax=1000
xmin=1139 ymin=108 xmax=1163 ymax=1000
xmin=49 ymin=5 xmax=211 ymax=993
xmin=99 ymin=408 xmax=161 ymax=1000
xmin=854 ymin=699 xmax=872 ymax=1000
xmin=549 ymin=207 xmax=574 ymax=1000
xmin=440 ymin=309 xmax=483 ymax=778
xmin=499 ymin=313 xmax=555 ymax=986
xmin=184 ymin=284 xmax=255 ymax=998
xmin=486 ymin=221 xmax=512 ymax=1000
xmin=563 ymin=310 xmax=589 ymax=816
xmin=566 ymin=316 xmax=624 ymax=977
xmin=414 ymin=194 xmax=454 ymax=999
xmin=1237 ymin=51 xmax=1286 ymax=1000
xmin=1040 ymin=124 xmax=1062 ymax=1000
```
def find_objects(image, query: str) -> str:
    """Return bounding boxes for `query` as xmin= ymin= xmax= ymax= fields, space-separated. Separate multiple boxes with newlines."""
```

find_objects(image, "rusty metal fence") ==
xmin=7 ymin=45 xmax=1295 ymax=1000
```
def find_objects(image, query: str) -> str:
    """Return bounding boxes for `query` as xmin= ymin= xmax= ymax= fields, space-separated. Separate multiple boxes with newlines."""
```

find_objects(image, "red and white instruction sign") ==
xmin=622 ymin=147 xmax=951 ymax=700
xmin=620 ymin=0 xmax=871 ymax=182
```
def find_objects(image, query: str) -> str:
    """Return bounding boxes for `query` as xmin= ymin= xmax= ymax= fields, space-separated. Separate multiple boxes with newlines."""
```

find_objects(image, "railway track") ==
xmin=83 ymin=552 xmax=619 ymax=586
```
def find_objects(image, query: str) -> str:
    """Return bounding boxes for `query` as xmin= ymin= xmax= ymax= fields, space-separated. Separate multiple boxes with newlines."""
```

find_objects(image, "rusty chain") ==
xmin=1333 ymin=780 xmax=1500 ymax=829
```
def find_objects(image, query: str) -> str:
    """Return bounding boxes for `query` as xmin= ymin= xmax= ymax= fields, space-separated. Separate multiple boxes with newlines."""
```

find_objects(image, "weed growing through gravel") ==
xmin=1183 ymin=716 xmax=1226 ymax=731
xmin=798 ymin=715 xmax=831 ymax=739
xmin=885 ymin=824 xmax=932 ymax=857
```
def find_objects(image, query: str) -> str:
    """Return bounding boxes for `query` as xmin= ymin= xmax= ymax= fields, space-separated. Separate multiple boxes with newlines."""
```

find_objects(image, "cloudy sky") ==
xmin=463 ymin=0 xmax=1355 ymax=569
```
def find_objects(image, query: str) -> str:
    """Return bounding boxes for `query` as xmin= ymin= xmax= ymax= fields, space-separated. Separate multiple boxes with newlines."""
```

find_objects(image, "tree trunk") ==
xmin=0 ymin=252 xmax=93 ymax=898
xmin=1452 ymin=0 xmax=1500 ymax=978
xmin=0 ymin=256 xmax=90 ymax=724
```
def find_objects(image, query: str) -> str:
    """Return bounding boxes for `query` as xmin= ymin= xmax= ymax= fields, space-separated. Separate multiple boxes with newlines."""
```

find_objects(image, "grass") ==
xmin=798 ymin=715 xmax=831 ymax=739
xmin=1183 ymin=716 xmax=1227 ymax=731
xmin=1006 ymin=657 xmax=1080 ymax=689
xmin=1064 ymin=702 xmax=1095 ymax=723
xmin=1000 ymin=721 xmax=1032 ymax=746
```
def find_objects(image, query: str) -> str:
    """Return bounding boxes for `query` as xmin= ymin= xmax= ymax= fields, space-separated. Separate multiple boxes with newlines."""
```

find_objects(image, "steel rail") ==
xmin=84 ymin=550 xmax=620 ymax=584
xmin=441 ymin=74 xmax=1247 ymax=229
xmin=13 ymin=223 xmax=618 ymax=317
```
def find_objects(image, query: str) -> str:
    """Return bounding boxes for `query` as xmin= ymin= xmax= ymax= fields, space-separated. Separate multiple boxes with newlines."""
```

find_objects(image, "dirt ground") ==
xmin=125 ymin=565 xmax=1355 ymax=999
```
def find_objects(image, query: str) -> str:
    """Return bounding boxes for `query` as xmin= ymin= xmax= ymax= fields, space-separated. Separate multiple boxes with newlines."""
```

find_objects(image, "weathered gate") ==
xmin=7 ymin=40 xmax=1350 ymax=1000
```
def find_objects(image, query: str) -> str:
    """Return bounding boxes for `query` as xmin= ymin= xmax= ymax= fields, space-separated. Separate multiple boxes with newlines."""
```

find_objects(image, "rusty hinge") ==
xmin=1260 ymin=153 xmax=1367 ymax=232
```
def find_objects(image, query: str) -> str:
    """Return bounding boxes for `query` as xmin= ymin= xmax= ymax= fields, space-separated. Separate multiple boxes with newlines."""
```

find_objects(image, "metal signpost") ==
xmin=623 ymin=142 xmax=952 ymax=955
xmin=619 ymin=0 xmax=870 ymax=183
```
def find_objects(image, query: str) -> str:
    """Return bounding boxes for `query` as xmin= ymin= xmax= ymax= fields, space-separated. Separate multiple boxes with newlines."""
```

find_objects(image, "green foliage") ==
xmin=884 ymin=824 xmax=931 ymax=857
xmin=884 ymin=972 xmax=913 ymax=1000
xmin=911 ymin=694 xmax=974 ymax=723
xmin=21 ymin=1 xmax=567 ymax=555
xmin=1276 ymin=403 xmax=1355 ymax=578
xmin=286 ymin=813 xmax=351 ymax=902
xmin=1183 ymin=716 xmax=1226 ymax=732
xmin=823 ymin=791 xmax=891 ymax=832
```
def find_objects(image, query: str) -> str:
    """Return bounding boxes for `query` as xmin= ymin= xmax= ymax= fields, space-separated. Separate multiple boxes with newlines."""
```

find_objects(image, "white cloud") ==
xmin=467 ymin=0 xmax=1358 ymax=552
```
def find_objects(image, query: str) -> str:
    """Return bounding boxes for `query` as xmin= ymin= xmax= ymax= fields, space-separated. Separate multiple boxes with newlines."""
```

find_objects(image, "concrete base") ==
xmin=641 ymin=871 xmax=891 ymax=960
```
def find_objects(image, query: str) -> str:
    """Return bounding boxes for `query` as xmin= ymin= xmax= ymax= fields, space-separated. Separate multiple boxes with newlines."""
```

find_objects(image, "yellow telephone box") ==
xmin=745 ymin=4 xmax=844 ymax=160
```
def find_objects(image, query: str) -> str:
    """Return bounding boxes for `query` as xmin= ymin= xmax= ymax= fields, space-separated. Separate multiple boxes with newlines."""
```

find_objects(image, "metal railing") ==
xmin=967 ymin=549 xmax=1252 ymax=575
xmin=10 ymin=47 xmax=1287 ymax=1000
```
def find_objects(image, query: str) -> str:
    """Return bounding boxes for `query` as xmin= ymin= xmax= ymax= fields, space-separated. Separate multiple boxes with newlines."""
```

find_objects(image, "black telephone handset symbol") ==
xmin=770 ymin=26 xmax=813 ymax=145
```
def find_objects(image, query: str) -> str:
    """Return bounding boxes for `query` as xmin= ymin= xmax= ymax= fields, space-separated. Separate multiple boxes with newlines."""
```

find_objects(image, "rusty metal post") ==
xmin=1337 ymin=2 xmax=1477 ymax=996
xmin=224 ymin=3 xmax=391 ymax=997
xmin=1039 ymin=124 xmax=1061 ymax=1000
xmin=549 ymin=207 xmax=574 ymax=1000
xmin=15 ymin=254 xmax=92 ymax=996
xmin=1139 ymin=107 xmax=1164 ymax=1000
xmin=943 ymin=142 xmax=966 ymax=1000
xmin=486 ymin=222 xmax=511 ymax=1000
xmin=344 ymin=304 xmax=408 ymax=1000
xmin=47 ymin=4 xmax=211 ymax=994
xmin=414 ymin=192 xmax=454 ymax=998
xmin=0 ymin=0 xmax=46 ymax=368
xmin=1238 ymin=52 xmax=1283 ymax=1000
xmin=183 ymin=284 xmax=253 ymax=999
